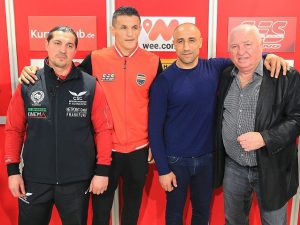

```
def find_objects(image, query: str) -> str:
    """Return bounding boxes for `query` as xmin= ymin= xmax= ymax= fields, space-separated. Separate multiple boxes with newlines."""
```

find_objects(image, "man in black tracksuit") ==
xmin=5 ymin=26 xmax=113 ymax=225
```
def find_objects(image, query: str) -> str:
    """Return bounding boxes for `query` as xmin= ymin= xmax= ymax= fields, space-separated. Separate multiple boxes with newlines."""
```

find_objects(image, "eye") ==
xmin=67 ymin=44 xmax=74 ymax=48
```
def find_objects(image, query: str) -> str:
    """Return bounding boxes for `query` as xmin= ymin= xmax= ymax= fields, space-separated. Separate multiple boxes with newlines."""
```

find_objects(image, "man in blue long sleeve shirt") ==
xmin=148 ymin=23 xmax=288 ymax=225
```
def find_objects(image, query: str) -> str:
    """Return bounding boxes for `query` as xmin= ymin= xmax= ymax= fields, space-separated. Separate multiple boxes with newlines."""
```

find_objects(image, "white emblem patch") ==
xmin=101 ymin=73 xmax=115 ymax=82
xmin=30 ymin=91 xmax=44 ymax=106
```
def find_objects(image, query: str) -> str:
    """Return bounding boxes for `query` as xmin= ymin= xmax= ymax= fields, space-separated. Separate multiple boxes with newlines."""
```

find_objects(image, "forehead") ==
xmin=114 ymin=15 xmax=140 ymax=26
xmin=174 ymin=26 xmax=199 ymax=39
xmin=50 ymin=31 xmax=76 ymax=43
xmin=229 ymin=30 xmax=258 ymax=44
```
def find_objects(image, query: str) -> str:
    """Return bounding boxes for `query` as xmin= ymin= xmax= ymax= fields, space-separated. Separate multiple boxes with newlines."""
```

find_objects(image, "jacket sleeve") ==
xmin=156 ymin=59 xmax=163 ymax=76
xmin=91 ymin=81 xmax=113 ymax=176
xmin=260 ymin=68 xmax=300 ymax=155
xmin=148 ymin=75 xmax=170 ymax=175
xmin=5 ymin=84 xmax=26 ymax=176
xmin=78 ymin=53 xmax=93 ymax=75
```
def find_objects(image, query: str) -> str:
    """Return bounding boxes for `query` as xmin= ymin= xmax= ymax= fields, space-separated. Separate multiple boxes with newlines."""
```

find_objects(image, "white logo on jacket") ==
xmin=68 ymin=90 xmax=88 ymax=108
xmin=69 ymin=91 xmax=87 ymax=101
xmin=30 ymin=91 xmax=44 ymax=106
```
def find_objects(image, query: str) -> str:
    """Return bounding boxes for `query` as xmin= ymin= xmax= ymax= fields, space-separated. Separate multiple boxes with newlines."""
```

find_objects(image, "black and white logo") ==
xmin=68 ymin=91 xmax=87 ymax=106
xmin=30 ymin=91 xmax=44 ymax=106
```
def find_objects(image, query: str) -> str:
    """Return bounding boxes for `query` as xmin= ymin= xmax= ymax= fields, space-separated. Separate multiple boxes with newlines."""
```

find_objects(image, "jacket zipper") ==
xmin=124 ymin=57 xmax=128 ymax=148
xmin=55 ymin=77 xmax=59 ymax=184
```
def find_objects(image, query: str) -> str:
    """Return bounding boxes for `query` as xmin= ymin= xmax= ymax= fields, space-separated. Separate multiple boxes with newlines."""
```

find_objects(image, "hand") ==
xmin=264 ymin=54 xmax=289 ymax=78
xmin=237 ymin=132 xmax=265 ymax=151
xmin=147 ymin=148 xmax=155 ymax=164
xmin=89 ymin=175 xmax=108 ymax=195
xmin=18 ymin=66 xmax=39 ymax=84
xmin=8 ymin=174 xmax=25 ymax=197
xmin=159 ymin=172 xmax=177 ymax=192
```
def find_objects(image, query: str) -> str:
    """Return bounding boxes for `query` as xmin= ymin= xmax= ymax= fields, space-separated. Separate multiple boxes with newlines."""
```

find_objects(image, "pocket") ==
xmin=167 ymin=156 xmax=181 ymax=164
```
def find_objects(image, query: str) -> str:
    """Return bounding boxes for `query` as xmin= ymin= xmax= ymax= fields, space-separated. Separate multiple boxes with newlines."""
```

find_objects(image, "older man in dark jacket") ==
xmin=214 ymin=24 xmax=300 ymax=225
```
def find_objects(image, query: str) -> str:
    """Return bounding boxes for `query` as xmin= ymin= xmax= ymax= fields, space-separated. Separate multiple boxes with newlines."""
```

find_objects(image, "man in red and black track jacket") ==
xmin=5 ymin=26 xmax=113 ymax=225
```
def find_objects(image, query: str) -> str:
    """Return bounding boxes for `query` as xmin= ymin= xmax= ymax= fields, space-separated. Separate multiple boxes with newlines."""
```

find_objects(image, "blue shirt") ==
xmin=149 ymin=58 xmax=232 ymax=175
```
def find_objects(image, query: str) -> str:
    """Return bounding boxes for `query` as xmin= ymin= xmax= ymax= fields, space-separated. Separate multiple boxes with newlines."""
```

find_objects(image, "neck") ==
xmin=176 ymin=58 xmax=199 ymax=69
xmin=115 ymin=44 xmax=137 ymax=57
xmin=48 ymin=62 xmax=71 ymax=77
xmin=52 ymin=65 xmax=71 ymax=77
xmin=238 ymin=72 xmax=254 ymax=88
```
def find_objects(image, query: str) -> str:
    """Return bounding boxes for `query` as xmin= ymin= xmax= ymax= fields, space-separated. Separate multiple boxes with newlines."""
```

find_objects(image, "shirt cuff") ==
xmin=94 ymin=164 xmax=110 ymax=176
xmin=7 ymin=163 xmax=20 ymax=176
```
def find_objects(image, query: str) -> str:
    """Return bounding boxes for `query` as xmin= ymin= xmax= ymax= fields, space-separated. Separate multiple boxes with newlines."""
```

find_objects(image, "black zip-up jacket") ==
xmin=215 ymin=64 xmax=300 ymax=210
xmin=19 ymin=62 xmax=97 ymax=184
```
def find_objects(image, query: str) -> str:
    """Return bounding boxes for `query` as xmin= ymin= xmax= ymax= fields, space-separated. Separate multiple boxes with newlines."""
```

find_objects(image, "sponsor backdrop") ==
xmin=0 ymin=0 xmax=299 ymax=224
xmin=0 ymin=0 xmax=11 ymax=117
xmin=216 ymin=0 xmax=300 ymax=69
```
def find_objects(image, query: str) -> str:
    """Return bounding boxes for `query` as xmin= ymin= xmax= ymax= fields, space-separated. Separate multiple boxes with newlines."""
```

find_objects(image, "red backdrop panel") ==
xmin=116 ymin=0 xmax=210 ymax=60
xmin=13 ymin=0 xmax=107 ymax=73
xmin=216 ymin=0 xmax=300 ymax=69
xmin=0 ymin=0 xmax=16 ymax=224
xmin=0 ymin=0 xmax=12 ymax=116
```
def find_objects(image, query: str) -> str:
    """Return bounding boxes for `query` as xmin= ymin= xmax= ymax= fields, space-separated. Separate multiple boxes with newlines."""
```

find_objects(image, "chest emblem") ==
xmin=136 ymin=74 xmax=146 ymax=86
xmin=68 ymin=91 xmax=87 ymax=106
xmin=30 ymin=91 xmax=44 ymax=106
xmin=101 ymin=73 xmax=115 ymax=82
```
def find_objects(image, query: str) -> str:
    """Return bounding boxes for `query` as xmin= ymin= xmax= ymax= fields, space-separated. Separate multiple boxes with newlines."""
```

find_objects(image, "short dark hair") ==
xmin=47 ymin=26 xmax=78 ymax=48
xmin=112 ymin=6 xmax=141 ymax=26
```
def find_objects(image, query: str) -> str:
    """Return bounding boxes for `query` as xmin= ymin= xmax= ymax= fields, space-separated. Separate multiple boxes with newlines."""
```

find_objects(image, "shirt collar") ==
xmin=231 ymin=59 xmax=264 ymax=78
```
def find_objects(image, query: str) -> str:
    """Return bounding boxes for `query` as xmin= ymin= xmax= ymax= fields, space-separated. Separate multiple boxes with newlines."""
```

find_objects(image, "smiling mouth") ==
xmin=238 ymin=57 xmax=249 ymax=61
xmin=57 ymin=55 xmax=67 ymax=59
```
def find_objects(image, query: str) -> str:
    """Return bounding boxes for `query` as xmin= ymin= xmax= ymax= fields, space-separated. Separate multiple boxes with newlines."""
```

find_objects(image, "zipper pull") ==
xmin=123 ymin=58 xmax=127 ymax=69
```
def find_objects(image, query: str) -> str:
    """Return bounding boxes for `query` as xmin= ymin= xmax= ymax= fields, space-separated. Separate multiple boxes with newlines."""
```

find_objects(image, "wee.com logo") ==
xmin=143 ymin=19 xmax=179 ymax=41
xmin=30 ymin=29 xmax=96 ymax=39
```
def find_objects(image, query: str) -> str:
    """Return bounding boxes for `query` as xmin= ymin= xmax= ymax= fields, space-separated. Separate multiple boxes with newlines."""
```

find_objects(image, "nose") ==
xmin=59 ymin=45 xmax=67 ymax=53
xmin=127 ymin=28 xmax=133 ymax=37
xmin=183 ymin=41 xmax=190 ymax=51
xmin=237 ymin=45 xmax=245 ymax=55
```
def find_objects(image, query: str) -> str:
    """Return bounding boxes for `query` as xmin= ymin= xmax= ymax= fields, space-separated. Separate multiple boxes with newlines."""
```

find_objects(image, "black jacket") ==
xmin=214 ymin=64 xmax=300 ymax=210
xmin=21 ymin=61 xmax=97 ymax=184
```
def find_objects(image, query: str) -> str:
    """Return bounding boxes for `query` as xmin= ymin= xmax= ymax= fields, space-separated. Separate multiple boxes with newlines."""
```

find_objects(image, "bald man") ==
xmin=148 ymin=23 xmax=289 ymax=225
xmin=215 ymin=24 xmax=300 ymax=225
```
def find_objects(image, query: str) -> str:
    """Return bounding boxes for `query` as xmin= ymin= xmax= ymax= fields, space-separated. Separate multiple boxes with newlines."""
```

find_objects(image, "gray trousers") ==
xmin=223 ymin=157 xmax=287 ymax=225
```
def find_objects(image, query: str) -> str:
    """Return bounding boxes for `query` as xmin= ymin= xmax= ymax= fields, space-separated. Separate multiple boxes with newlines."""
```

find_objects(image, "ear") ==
xmin=199 ymin=37 xmax=203 ymax=48
xmin=110 ymin=25 xmax=115 ymax=36
xmin=259 ymin=38 xmax=263 ymax=48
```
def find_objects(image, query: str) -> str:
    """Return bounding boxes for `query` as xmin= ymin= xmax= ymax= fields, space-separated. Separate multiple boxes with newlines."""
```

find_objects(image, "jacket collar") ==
xmin=43 ymin=57 xmax=80 ymax=81
xmin=113 ymin=44 xmax=139 ymax=58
